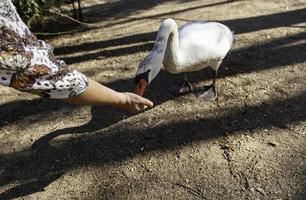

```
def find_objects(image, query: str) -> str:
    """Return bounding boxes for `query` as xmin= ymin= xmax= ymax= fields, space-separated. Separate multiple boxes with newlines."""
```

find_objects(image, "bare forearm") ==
xmin=0 ymin=1 xmax=152 ymax=112
xmin=63 ymin=79 xmax=124 ymax=107
xmin=62 ymin=78 xmax=153 ymax=112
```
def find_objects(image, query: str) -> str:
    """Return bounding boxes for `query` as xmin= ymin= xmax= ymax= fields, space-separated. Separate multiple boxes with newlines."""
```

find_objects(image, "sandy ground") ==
xmin=0 ymin=0 xmax=306 ymax=199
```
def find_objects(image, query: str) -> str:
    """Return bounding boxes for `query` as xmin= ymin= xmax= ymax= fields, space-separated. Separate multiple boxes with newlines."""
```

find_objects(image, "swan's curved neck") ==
xmin=143 ymin=19 xmax=179 ymax=83
xmin=163 ymin=20 xmax=179 ymax=71
xmin=150 ymin=19 xmax=179 ymax=66
xmin=163 ymin=28 xmax=180 ymax=69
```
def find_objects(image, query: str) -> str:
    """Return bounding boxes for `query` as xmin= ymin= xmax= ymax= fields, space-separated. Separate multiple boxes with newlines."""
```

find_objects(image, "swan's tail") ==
xmin=223 ymin=29 xmax=234 ymax=56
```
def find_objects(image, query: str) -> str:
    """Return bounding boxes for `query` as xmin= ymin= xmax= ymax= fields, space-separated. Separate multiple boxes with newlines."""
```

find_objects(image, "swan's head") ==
xmin=134 ymin=54 xmax=162 ymax=96
xmin=134 ymin=18 xmax=176 ymax=96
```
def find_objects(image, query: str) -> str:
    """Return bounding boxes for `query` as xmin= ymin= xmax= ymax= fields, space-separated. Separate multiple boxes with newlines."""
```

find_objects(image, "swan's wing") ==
xmin=180 ymin=22 xmax=232 ymax=50
xmin=178 ymin=21 xmax=208 ymax=39
xmin=178 ymin=22 xmax=233 ymax=65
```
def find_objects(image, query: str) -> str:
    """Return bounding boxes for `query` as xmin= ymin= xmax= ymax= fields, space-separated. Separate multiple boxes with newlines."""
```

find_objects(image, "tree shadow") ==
xmin=222 ymin=7 xmax=306 ymax=35
xmin=43 ymin=2 xmax=305 ymax=41
xmin=0 ymin=28 xmax=305 ymax=143
xmin=292 ymin=185 xmax=306 ymax=200
xmin=53 ymin=7 xmax=306 ymax=65
xmin=0 ymin=4 xmax=306 ymax=198
xmin=0 ymin=69 xmax=175 ymax=145
xmin=54 ymin=32 xmax=156 ymax=56
xmin=0 ymin=97 xmax=76 ymax=129
xmin=81 ymin=0 xmax=191 ymax=23
xmin=35 ymin=0 xmax=241 ymax=37
xmin=0 ymin=88 xmax=305 ymax=199
xmin=58 ymin=42 xmax=155 ymax=64
xmin=57 ymin=30 xmax=306 ymax=84
xmin=221 ymin=31 xmax=306 ymax=78
xmin=0 ymin=172 xmax=63 ymax=200
xmin=98 ymin=0 xmax=306 ymax=30
xmin=85 ymin=0 xmax=244 ymax=27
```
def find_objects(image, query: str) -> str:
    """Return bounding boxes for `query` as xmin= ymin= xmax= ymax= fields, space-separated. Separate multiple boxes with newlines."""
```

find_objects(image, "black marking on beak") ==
xmin=135 ymin=70 xmax=150 ymax=84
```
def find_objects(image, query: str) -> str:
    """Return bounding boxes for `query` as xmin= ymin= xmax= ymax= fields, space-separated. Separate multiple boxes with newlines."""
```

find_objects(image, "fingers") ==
xmin=134 ymin=104 xmax=146 ymax=113
xmin=122 ymin=92 xmax=153 ymax=113
xmin=136 ymin=95 xmax=154 ymax=108
xmin=130 ymin=104 xmax=147 ymax=113
xmin=132 ymin=98 xmax=152 ymax=113
xmin=131 ymin=94 xmax=153 ymax=107
xmin=131 ymin=102 xmax=148 ymax=113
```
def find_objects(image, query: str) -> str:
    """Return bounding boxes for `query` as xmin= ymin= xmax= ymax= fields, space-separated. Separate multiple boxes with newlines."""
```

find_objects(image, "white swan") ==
xmin=135 ymin=18 xmax=234 ymax=99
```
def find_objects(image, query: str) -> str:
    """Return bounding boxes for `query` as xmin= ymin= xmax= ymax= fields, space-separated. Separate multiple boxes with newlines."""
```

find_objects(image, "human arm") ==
xmin=63 ymin=78 xmax=153 ymax=113
xmin=0 ymin=0 xmax=153 ymax=113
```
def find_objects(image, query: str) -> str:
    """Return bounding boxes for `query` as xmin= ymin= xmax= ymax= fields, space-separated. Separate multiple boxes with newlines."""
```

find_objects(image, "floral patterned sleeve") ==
xmin=0 ymin=0 xmax=88 ymax=98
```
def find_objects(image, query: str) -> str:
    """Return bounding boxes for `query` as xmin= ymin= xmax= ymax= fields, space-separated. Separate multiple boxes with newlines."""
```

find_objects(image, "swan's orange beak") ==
xmin=135 ymin=79 xmax=148 ymax=96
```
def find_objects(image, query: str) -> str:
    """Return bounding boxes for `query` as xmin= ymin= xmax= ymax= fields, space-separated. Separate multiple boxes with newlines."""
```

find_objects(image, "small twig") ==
xmin=31 ymin=121 xmax=64 ymax=153
xmin=239 ymin=171 xmax=250 ymax=190
xmin=51 ymin=121 xmax=64 ymax=132
xmin=298 ymin=126 xmax=305 ymax=134
xmin=168 ymin=17 xmax=194 ymax=22
xmin=139 ymin=161 xmax=152 ymax=172
xmin=174 ymin=183 xmax=207 ymax=199
xmin=225 ymin=77 xmax=236 ymax=84
xmin=34 ymin=30 xmax=80 ymax=36
xmin=43 ymin=9 xmax=103 ymax=29
xmin=288 ymin=25 xmax=306 ymax=29
xmin=152 ymin=120 xmax=164 ymax=127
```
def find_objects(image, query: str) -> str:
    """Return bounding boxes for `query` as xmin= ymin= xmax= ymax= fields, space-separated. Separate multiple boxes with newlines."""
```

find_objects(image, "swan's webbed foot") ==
xmin=167 ymin=81 xmax=193 ymax=95
xmin=195 ymin=84 xmax=218 ymax=101
xmin=196 ymin=68 xmax=218 ymax=101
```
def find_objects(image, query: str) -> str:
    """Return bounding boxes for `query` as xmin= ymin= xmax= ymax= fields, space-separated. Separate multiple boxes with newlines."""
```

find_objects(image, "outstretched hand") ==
xmin=62 ymin=79 xmax=153 ymax=113
xmin=118 ymin=92 xmax=154 ymax=113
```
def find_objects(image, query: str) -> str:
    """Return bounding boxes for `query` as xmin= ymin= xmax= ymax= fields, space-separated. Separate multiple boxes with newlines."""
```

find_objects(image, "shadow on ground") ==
xmin=35 ymin=0 xmax=241 ymax=36
xmin=1 ymin=4 xmax=306 ymax=200
xmin=2 ymin=25 xmax=306 ymax=140
xmin=0 ymin=32 xmax=306 ymax=196
xmin=0 ymin=87 xmax=305 ymax=199
xmin=39 ymin=1 xmax=306 ymax=40
xmin=54 ymin=6 xmax=306 ymax=65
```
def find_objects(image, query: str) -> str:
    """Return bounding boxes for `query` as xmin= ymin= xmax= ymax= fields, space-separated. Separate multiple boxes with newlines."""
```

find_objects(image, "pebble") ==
xmin=267 ymin=142 xmax=277 ymax=147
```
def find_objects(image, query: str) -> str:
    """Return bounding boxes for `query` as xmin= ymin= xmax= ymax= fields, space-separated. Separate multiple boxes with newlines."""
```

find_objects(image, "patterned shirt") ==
xmin=0 ymin=0 xmax=88 ymax=98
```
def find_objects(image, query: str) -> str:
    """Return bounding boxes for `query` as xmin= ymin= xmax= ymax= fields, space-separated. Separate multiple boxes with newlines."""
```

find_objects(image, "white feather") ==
xmin=136 ymin=18 xmax=234 ymax=83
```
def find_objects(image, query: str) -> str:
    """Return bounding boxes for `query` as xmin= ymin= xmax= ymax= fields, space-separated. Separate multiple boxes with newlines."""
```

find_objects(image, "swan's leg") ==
xmin=167 ymin=73 xmax=193 ymax=95
xmin=195 ymin=70 xmax=218 ymax=100
xmin=211 ymin=69 xmax=218 ymax=98
xmin=212 ymin=69 xmax=218 ymax=100
xmin=196 ymin=60 xmax=222 ymax=100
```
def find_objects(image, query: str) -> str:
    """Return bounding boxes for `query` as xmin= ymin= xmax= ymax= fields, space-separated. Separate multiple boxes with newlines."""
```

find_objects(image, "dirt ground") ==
xmin=0 ymin=0 xmax=306 ymax=199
